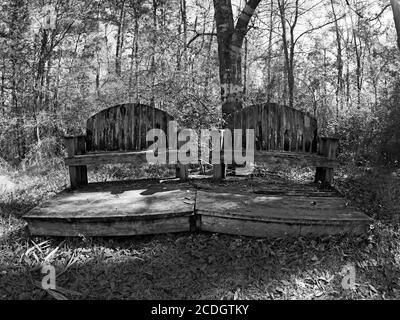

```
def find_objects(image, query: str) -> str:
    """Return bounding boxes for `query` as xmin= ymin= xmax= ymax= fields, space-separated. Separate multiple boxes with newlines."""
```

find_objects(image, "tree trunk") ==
xmin=349 ymin=5 xmax=363 ymax=110
xmin=134 ymin=12 xmax=140 ymax=101
xmin=330 ymin=0 xmax=343 ymax=118
xmin=203 ymin=21 xmax=215 ymax=98
xmin=35 ymin=29 xmax=48 ymax=114
xmin=96 ymin=51 xmax=101 ymax=99
xmin=266 ymin=0 xmax=274 ymax=103
xmin=278 ymin=0 xmax=298 ymax=109
xmin=213 ymin=0 xmax=260 ymax=128
xmin=54 ymin=54 xmax=62 ymax=112
xmin=150 ymin=0 xmax=157 ymax=106
xmin=115 ymin=0 xmax=126 ymax=77
xmin=243 ymin=36 xmax=248 ymax=98
xmin=1 ymin=58 xmax=5 ymax=115
xmin=181 ymin=0 xmax=187 ymax=71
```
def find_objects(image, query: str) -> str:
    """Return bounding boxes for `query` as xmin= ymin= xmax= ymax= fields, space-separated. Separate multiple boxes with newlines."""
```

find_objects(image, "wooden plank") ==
xmin=268 ymin=104 xmax=273 ymax=150
xmin=200 ymin=216 xmax=369 ymax=238
xmin=254 ymin=150 xmax=338 ymax=168
xmin=311 ymin=117 xmax=318 ymax=153
xmin=146 ymin=105 xmax=154 ymax=149
xmin=271 ymin=104 xmax=276 ymax=150
xmin=27 ymin=217 xmax=191 ymax=237
xmin=64 ymin=149 xmax=182 ymax=166
xmin=25 ymin=181 xmax=196 ymax=219
xmin=261 ymin=103 xmax=267 ymax=150
xmin=86 ymin=118 xmax=94 ymax=151
xmin=315 ymin=137 xmax=339 ymax=186
xmin=253 ymin=189 xmax=338 ymax=197
xmin=64 ymin=136 xmax=88 ymax=188
xmin=239 ymin=104 xmax=320 ymax=154
xmin=256 ymin=105 xmax=262 ymax=150
xmin=85 ymin=104 xmax=174 ymax=152
xmin=24 ymin=178 xmax=371 ymax=238
xmin=128 ymin=103 xmax=134 ymax=150
xmin=133 ymin=103 xmax=140 ymax=150
xmin=65 ymin=151 xmax=150 ymax=166
xmin=196 ymin=191 xmax=371 ymax=223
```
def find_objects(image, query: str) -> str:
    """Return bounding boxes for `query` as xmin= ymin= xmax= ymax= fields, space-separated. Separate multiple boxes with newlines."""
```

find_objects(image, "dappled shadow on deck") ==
xmin=22 ymin=174 xmax=372 ymax=238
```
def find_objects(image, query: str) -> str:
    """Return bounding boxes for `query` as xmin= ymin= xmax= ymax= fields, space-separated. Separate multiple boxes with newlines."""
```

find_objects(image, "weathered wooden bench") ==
xmin=64 ymin=103 xmax=188 ymax=188
xmin=24 ymin=104 xmax=365 ymax=239
xmin=65 ymin=103 xmax=338 ymax=189
xmin=216 ymin=103 xmax=339 ymax=186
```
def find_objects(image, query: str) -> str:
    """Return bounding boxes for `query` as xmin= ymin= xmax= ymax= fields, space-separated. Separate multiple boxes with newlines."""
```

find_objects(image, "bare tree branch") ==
xmin=294 ymin=14 xmax=346 ymax=46
xmin=233 ymin=0 xmax=262 ymax=44
xmin=187 ymin=31 xmax=217 ymax=48
xmin=346 ymin=0 xmax=391 ymax=22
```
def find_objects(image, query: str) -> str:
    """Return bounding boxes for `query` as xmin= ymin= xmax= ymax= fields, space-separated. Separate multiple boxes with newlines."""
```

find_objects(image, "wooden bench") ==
xmin=216 ymin=103 xmax=339 ymax=186
xmin=64 ymin=103 xmax=188 ymax=188
xmin=65 ymin=103 xmax=338 ymax=188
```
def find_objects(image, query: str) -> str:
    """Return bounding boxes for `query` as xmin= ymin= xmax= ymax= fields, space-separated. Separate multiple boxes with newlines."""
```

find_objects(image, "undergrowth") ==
xmin=1 ymin=159 xmax=400 ymax=300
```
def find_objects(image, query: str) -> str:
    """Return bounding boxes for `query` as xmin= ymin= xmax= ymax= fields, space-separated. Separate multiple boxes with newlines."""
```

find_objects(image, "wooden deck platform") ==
xmin=23 ymin=177 xmax=372 ymax=238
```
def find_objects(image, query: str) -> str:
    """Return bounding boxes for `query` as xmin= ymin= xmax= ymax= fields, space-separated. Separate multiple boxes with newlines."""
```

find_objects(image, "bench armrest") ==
xmin=64 ymin=135 xmax=87 ymax=157
xmin=318 ymin=137 xmax=339 ymax=160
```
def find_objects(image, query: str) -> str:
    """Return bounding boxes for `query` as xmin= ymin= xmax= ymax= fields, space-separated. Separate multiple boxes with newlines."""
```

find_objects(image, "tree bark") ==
xmin=266 ymin=0 xmax=274 ymax=103
xmin=203 ymin=21 xmax=215 ymax=98
xmin=115 ymin=0 xmax=126 ymax=77
xmin=128 ymin=7 xmax=140 ymax=100
xmin=213 ymin=0 xmax=261 ymax=129
xmin=181 ymin=0 xmax=187 ymax=70
xmin=330 ymin=0 xmax=343 ymax=124
xmin=35 ymin=29 xmax=48 ymax=114
xmin=1 ymin=58 xmax=5 ymax=115
xmin=243 ymin=36 xmax=248 ymax=98
xmin=277 ymin=0 xmax=299 ymax=109
xmin=150 ymin=0 xmax=157 ymax=106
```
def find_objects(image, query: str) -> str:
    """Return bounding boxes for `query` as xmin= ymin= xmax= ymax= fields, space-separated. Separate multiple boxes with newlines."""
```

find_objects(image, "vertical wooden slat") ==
xmin=128 ymin=104 xmax=134 ymax=150
xmin=276 ymin=104 xmax=281 ymax=150
xmin=117 ymin=106 xmax=123 ymax=150
xmin=256 ymin=105 xmax=261 ymax=150
xmin=270 ymin=104 xmax=274 ymax=150
xmin=268 ymin=104 xmax=272 ymax=150
xmin=236 ymin=104 xmax=318 ymax=154
xmin=85 ymin=104 xmax=173 ymax=152
xmin=291 ymin=109 xmax=296 ymax=152
xmin=261 ymin=104 xmax=266 ymax=150
xmin=134 ymin=104 xmax=140 ymax=150
xmin=277 ymin=104 xmax=282 ymax=150
xmin=140 ymin=104 xmax=147 ymax=149
xmin=64 ymin=136 xmax=88 ymax=188
xmin=112 ymin=107 xmax=118 ymax=150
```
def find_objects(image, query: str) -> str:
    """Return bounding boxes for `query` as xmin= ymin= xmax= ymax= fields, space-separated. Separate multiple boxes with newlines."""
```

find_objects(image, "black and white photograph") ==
xmin=1 ymin=0 xmax=400 ymax=309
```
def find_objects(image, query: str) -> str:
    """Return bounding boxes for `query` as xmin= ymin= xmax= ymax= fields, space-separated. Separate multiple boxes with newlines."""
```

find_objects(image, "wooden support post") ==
xmin=213 ymin=163 xmax=226 ymax=180
xmin=315 ymin=137 xmax=339 ymax=187
xmin=176 ymin=162 xmax=189 ymax=181
xmin=175 ymin=139 xmax=189 ymax=181
xmin=213 ymin=129 xmax=227 ymax=181
xmin=64 ymin=135 xmax=88 ymax=188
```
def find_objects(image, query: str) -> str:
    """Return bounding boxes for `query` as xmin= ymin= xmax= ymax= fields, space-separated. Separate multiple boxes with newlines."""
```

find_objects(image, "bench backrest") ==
xmin=237 ymin=103 xmax=318 ymax=153
xmin=86 ymin=103 xmax=174 ymax=152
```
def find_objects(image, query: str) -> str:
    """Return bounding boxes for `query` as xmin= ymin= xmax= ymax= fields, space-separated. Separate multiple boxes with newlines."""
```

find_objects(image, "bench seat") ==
xmin=254 ymin=151 xmax=338 ymax=169
xmin=65 ymin=150 xmax=337 ymax=170
xmin=65 ymin=150 xmax=156 ymax=166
